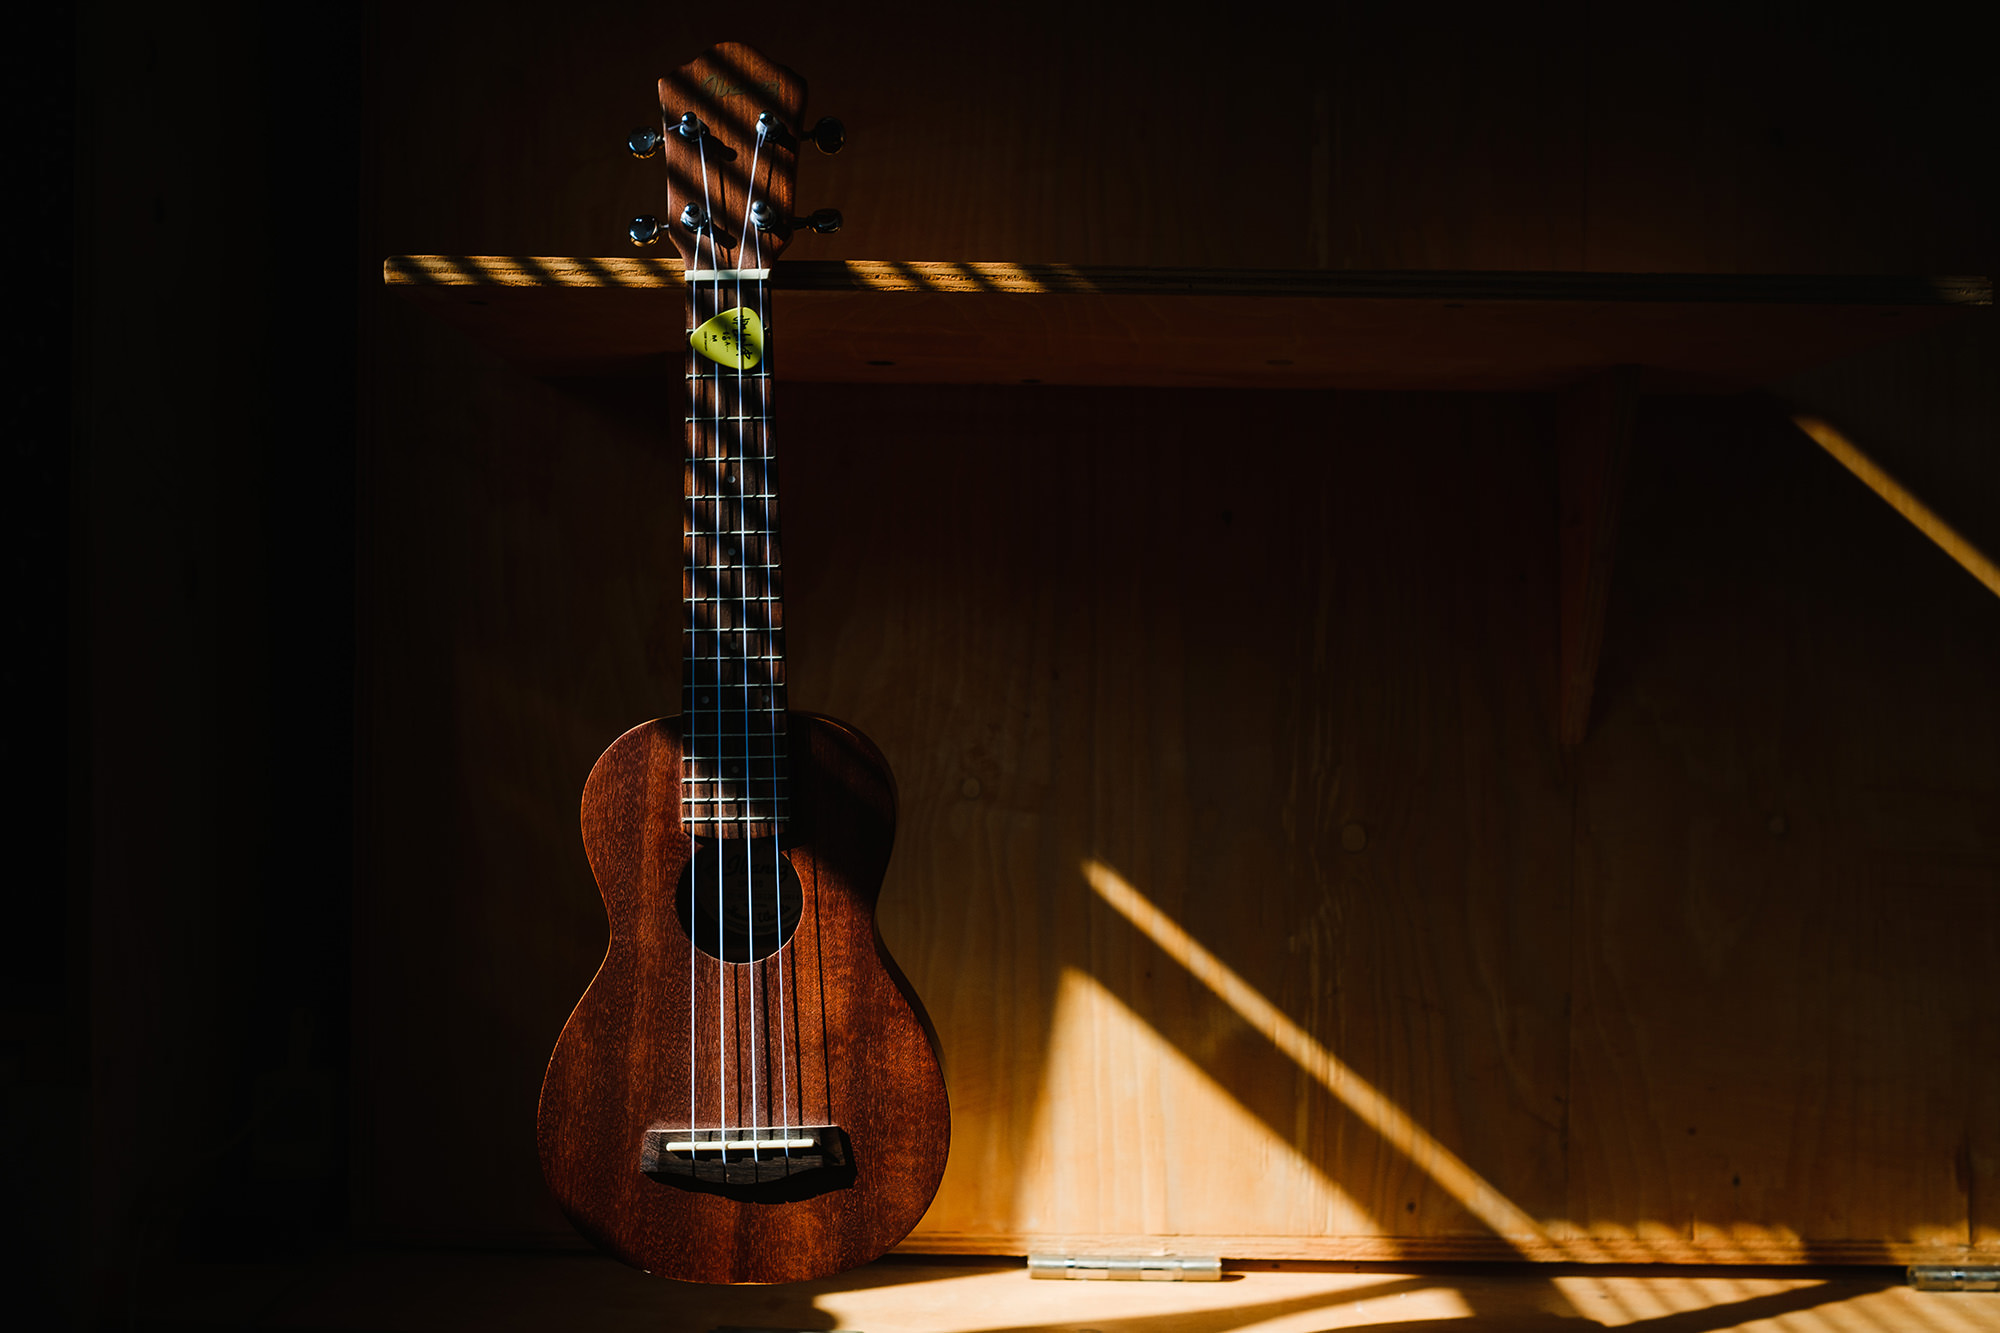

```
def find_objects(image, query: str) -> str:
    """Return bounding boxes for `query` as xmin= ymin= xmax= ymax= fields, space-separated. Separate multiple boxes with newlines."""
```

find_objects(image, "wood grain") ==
xmin=1557 ymin=365 xmax=1639 ymax=746
xmin=1566 ymin=397 xmax=2000 ymax=1264
xmin=122 ymin=1252 xmax=1972 ymax=1333
xmin=382 ymin=256 xmax=1989 ymax=387
xmin=778 ymin=386 xmax=1575 ymax=1258
xmin=655 ymin=43 xmax=806 ymax=271
xmin=363 ymin=6 xmax=1995 ymax=272
xmin=354 ymin=8 xmax=1999 ymax=1269
xmin=536 ymin=711 xmax=949 ymax=1283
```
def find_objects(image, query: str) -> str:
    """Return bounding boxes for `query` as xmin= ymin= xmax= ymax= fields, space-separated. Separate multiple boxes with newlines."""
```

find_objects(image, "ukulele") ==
xmin=536 ymin=42 xmax=949 ymax=1285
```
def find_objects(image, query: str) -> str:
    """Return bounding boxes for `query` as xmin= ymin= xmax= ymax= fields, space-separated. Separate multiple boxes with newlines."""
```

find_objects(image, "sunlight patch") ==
xmin=1008 ymin=965 xmax=1373 ymax=1238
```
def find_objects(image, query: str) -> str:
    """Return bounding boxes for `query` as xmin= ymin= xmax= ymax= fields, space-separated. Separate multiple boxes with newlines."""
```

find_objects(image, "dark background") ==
xmin=13 ymin=0 xmax=1995 ymax=1326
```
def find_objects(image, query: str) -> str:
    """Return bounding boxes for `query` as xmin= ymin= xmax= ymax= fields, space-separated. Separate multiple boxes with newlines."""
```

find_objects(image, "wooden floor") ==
xmin=133 ymin=1252 xmax=2000 ymax=1332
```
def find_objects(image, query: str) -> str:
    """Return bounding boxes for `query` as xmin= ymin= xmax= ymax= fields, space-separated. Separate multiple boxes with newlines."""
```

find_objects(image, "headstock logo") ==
xmin=700 ymin=74 xmax=783 ymax=100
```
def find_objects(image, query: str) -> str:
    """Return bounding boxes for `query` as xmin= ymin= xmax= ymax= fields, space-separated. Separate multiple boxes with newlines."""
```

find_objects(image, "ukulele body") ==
xmin=537 ymin=711 xmax=949 ymax=1284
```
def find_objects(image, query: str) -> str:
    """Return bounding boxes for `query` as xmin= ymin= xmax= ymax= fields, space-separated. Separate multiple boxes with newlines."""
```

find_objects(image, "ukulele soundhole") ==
xmin=675 ymin=839 xmax=804 ymax=963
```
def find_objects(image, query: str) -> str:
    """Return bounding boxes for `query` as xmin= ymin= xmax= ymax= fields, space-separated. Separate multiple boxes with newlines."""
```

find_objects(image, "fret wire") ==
xmin=684 ymin=276 xmax=786 ymax=845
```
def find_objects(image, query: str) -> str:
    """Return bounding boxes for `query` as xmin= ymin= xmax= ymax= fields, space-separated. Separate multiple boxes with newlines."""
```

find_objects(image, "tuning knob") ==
xmin=679 ymin=203 xmax=711 ymax=234
xmin=808 ymin=117 xmax=845 ymax=154
xmin=747 ymin=204 xmax=843 ymax=236
xmin=629 ymin=215 xmax=663 ymax=246
xmin=628 ymin=126 xmax=663 ymax=158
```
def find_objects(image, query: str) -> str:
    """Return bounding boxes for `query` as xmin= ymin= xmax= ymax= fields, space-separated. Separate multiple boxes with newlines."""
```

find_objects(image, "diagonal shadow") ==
xmin=950 ymin=1275 xmax=1463 ymax=1333
xmin=935 ymin=1272 xmax=1897 ymax=1333
xmin=1603 ymin=1277 xmax=1897 ymax=1333
xmin=1078 ymin=860 xmax=1552 ymax=1250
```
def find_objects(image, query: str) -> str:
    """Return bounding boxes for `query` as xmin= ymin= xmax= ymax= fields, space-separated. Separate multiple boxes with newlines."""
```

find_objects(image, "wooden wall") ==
xmin=64 ymin=0 xmax=1996 ymax=1309
xmin=350 ymin=0 xmax=1998 ymax=1265
xmin=360 ymin=316 xmax=1998 ymax=1259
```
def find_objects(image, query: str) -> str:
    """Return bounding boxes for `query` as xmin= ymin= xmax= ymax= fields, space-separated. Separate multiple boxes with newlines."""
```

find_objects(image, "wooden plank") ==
xmin=381 ymin=257 xmax=1988 ymax=388
xmin=1566 ymin=397 xmax=2000 ymax=1265
xmin=354 ymin=336 xmax=2000 ymax=1260
xmin=784 ymin=387 xmax=1574 ymax=1259
xmin=1557 ymin=366 xmax=1639 ymax=747
xmin=126 ymin=1252 xmax=1978 ymax=1331
xmin=384 ymin=256 xmax=1995 ymax=304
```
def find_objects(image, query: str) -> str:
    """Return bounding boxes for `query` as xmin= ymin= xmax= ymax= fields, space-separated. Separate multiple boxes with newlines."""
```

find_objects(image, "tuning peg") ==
xmin=808 ymin=117 xmax=845 ymax=155
xmin=628 ymin=127 xmax=663 ymax=158
xmin=629 ymin=215 xmax=664 ymax=246
xmin=747 ymin=203 xmax=843 ymax=236
xmin=679 ymin=203 xmax=711 ymax=234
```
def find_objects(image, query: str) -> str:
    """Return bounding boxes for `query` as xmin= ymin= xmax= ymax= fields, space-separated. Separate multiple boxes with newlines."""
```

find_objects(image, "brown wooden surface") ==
xmin=1557 ymin=366 xmax=1639 ymax=747
xmin=346 ymin=3 xmax=1999 ymax=1276
xmin=363 ymin=6 xmax=1993 ymax=273
xmin=128 ymin=1252 xmax=2000 ymax=1332
xmin=537 ymin=711 xmax=949 ymax=1283
xmin=382 ymin=256 xmax=1989 ymax=387
xmin=654 ymin=43 xmax=806 ymax=271
xmin=356 ymin=268 xmax=2000 ymax=1263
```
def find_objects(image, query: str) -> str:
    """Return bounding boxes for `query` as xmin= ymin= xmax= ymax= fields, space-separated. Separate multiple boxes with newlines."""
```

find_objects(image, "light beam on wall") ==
xmin=1083 ymin=858 xmax=1552 ymax=1250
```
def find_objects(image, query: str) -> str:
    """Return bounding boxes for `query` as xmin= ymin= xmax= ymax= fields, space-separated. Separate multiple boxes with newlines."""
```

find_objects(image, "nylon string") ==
xmin=670 ymin=109 xmax=808 ymax=1176
xmin=734 ymin=127 xmax=764 ymax=1163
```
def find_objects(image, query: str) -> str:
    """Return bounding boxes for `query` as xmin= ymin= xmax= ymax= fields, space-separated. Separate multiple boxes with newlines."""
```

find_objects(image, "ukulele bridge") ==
xmin=642 ymin=1124 xmax=850 ymax=1188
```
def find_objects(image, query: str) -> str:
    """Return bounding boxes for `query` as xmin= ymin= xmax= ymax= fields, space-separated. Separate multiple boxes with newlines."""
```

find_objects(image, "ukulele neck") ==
xmin=682 ymin=271 xmax=787 ymax=840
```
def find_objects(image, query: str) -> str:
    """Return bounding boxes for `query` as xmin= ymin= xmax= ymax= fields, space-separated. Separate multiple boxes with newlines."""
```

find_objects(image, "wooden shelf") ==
xmin=382 ymin=256 xmax=1990 ymax=389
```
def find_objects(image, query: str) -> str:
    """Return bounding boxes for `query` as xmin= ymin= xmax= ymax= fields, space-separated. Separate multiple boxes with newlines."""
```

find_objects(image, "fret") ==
xmin=680 ymin=273 xmax=788 ymax=841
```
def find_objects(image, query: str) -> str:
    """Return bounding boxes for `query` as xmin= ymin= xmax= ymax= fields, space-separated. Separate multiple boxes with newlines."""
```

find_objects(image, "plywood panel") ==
xmin=357 ymin=356 xmax=2000 ymax=1260
xmin=1567 ymin=399 xmax=2000 ymax=1260
xmin=724 ymin=385 xmax=1579 ymax=1254
xmin=365 ymin=4 xmax=1994 ymax=273
xmin=381 ymin=256 xmax=1988 ymax=387
xmin=355 ymin=300 xmax=689 ymax=1241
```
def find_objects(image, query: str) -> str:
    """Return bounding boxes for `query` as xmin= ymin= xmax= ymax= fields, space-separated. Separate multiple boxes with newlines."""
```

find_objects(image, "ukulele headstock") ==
xmin=646 ymin=43 xmax=811 ymax=271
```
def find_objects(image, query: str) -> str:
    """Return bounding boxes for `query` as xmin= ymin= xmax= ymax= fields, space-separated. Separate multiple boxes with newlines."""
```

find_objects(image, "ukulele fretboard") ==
xmin=683 ymin=275 xmax=787 ymax=837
